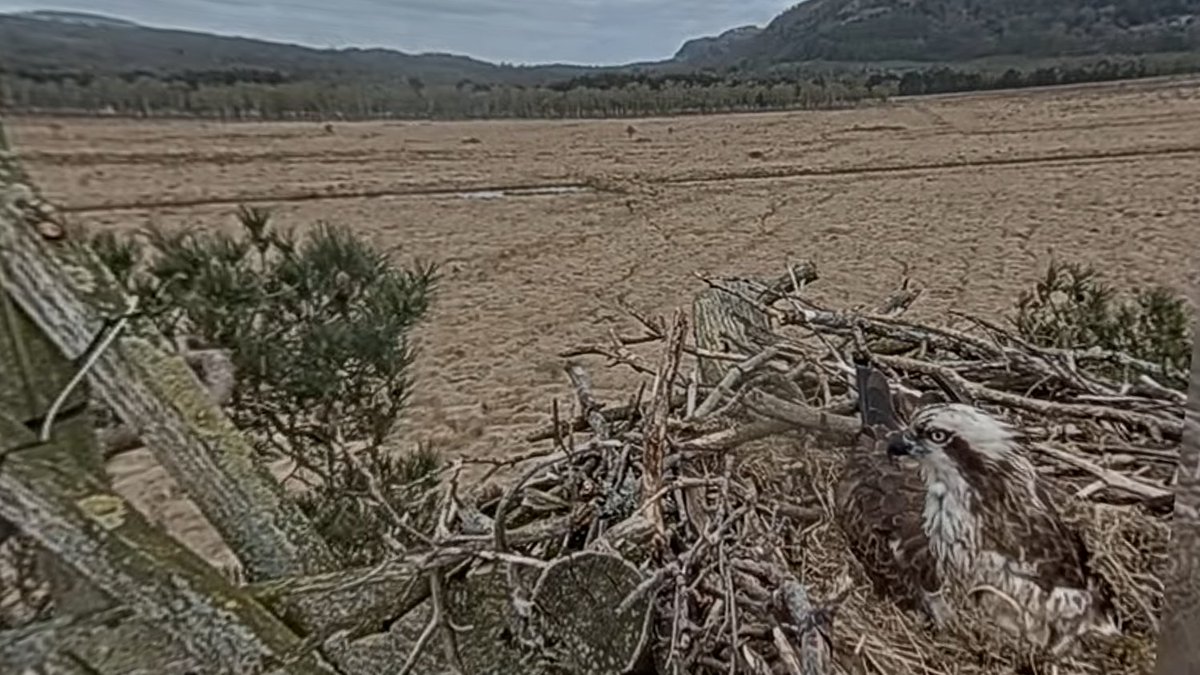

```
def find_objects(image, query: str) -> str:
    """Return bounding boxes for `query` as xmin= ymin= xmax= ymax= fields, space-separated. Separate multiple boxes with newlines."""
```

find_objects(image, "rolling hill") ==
xmin=0 ymin=12 xmax=598 ymax=87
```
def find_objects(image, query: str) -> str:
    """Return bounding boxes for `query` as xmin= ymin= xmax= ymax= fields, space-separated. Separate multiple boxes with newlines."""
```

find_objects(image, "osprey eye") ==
xmin=927 ymin=429 xmax=950 ymax=444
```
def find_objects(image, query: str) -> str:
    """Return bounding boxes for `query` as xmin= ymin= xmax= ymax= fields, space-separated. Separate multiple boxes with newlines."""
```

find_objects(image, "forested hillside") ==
xmin=686 ymin=0 xmax=1200 ymax=66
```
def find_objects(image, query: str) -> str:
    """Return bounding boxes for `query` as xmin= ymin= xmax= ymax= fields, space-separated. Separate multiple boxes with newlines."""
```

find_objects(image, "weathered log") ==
xmin=3 ymin=555 xmax=440 ymax=674
xmin=323 ymin=551 xmax=653 ymax=675
xmin=0 ymin=607 xmax=194 ymax=675
xmin=1 ymin=278 xmax=111 ymax=615
xmin=592 ymin=512 xmax=658 ymax=563
xmin=3 ymin=555 xmax=435 ymax=674
xmin=294 ymin=564 xmax=543 ymax=675
xmin=0 ymin=132 xmax=335 ymax=581
xmin=439 ymin=564 xmax=532 ymax=672
xmin=691 ymin=264 xmax=817 ymax=388
xmin=692 ymin=279 xmax=774 ymax=387
xmin=2 ymin=511 xmax=591 ymax=671
xmin=0 ymin=420 xmax=338 ymax=674
xmin=99 ymin=343 xmax=236 ymax=460
xmin=530 ymin=551 xmax=652 ymax=674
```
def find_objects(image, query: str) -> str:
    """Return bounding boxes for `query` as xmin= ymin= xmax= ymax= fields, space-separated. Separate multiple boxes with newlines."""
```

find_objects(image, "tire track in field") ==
xmin=59 ymin=143 xmax=1200 ymax=214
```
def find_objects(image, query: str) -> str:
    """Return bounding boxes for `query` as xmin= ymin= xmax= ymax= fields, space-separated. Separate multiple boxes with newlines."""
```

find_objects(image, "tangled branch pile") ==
xmin=387 ymin=260 xmax=1184 ymax=675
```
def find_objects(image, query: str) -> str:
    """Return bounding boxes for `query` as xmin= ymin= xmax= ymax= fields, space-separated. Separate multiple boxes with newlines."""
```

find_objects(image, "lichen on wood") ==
xmin=0 ymin=448 xmax=340 ymax=674
xmin=0 ymin=607 xmax=194 ymax=675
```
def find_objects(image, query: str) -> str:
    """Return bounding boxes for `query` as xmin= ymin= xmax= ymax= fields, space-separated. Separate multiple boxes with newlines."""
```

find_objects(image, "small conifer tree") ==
xmin=91 ymin=206 xmax=441 ymax=565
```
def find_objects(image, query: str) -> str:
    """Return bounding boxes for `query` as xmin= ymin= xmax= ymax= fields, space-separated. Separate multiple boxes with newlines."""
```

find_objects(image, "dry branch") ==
xmin=643 ymin=309 xmax=688 ymax=541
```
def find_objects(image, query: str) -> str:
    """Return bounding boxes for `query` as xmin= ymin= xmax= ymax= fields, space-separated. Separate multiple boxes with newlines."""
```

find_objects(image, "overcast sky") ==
xmin=0 ymin=0 xmax=795 ymax=65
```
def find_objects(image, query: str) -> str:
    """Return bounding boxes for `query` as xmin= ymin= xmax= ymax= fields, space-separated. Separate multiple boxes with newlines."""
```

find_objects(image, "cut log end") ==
xmin=531 ymin=551 xmax=652 ymax=675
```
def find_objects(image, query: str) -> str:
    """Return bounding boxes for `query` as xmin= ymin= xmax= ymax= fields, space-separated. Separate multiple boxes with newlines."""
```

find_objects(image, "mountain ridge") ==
xmin=673 ymin=25 xmax=763 ymax=64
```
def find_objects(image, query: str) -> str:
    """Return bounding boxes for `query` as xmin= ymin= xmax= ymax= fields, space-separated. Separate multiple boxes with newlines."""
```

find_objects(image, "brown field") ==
xmin=9 ymin=76 xmax=1200 ymax=566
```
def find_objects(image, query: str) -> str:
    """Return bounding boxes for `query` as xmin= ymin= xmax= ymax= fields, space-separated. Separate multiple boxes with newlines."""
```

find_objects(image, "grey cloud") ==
xmin=0 ymin=0 xmax=794 ymax=64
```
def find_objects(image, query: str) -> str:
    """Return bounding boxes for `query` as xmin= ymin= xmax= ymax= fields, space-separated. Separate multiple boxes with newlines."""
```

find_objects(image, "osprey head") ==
xmin=885 ymin=403 xmax=1021 ymax=465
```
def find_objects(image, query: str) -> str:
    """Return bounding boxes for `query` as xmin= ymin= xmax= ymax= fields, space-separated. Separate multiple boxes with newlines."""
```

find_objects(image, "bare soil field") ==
xmin=9 ymin=77 xmax=1200 ymax=566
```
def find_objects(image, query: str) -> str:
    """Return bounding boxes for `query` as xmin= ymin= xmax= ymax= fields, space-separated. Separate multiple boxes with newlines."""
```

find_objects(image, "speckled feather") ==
xmin=834 ymin=363 xmax=942 ymax=619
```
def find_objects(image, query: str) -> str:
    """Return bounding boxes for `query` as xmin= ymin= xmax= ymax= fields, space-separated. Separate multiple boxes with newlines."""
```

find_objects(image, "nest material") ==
xmin=432 ymin=264 xmax=1177 ymax=675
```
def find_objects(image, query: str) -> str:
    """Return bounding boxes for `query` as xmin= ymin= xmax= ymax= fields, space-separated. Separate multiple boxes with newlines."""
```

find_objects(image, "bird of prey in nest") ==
xmin=834 ymin=358 xmax=952 ymax=629
xmin=838 ymin=359 xmax=1121 ymax=655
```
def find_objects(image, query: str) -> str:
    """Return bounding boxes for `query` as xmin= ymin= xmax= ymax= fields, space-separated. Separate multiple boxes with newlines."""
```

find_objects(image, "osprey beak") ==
xmin=885 ymin=431 xmax=918 ymax=458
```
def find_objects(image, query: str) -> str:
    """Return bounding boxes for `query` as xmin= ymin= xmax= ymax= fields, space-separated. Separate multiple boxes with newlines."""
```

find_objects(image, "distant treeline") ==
xmin=0 ymin=68 xmax=880 ymax=120
xmin=2 ymin=54 xmax=1198 ymax=120
xmin=891 ymin=57 xmax=1192 ymax=96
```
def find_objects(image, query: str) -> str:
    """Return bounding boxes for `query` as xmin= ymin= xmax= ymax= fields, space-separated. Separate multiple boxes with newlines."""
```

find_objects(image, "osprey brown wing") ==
xmin=972 ymin=473 xmax=1109 ymax=598
xmin=835 ymin=361 xmax=940 ymax=612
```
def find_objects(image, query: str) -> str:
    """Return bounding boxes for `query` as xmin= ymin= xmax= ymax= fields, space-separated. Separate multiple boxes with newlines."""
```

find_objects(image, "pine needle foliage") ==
xmin=91 ymin=206 xmax=441 ymax=565
xmin=1012 ymin=260 xmax=1191 ymax=386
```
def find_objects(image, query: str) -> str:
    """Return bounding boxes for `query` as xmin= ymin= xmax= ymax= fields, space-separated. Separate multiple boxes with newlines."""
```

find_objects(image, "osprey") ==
xmin=884 ymin=401 xmax=1121 ymax=654
xmin=834 ymin=359 xmax=951 ymax=629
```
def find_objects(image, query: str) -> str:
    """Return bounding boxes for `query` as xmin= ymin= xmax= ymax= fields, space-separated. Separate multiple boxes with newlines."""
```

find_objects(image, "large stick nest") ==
xmin=385 ymin=262 xmax=1180 ymax=675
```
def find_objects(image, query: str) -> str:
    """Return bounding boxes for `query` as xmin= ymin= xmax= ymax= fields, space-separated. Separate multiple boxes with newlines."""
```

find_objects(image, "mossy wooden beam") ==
xmin=0 ymin=606 xmax=194 ymax=674
xmin=0 ymin=423 xmax=341 ymax=674
xmin=0 ymin=553 xmax=432 ymax=673
xmin=1 ymin=230 xmax=113 ymax=614
xmin=0 ymin=119 xmax=335 ymax=581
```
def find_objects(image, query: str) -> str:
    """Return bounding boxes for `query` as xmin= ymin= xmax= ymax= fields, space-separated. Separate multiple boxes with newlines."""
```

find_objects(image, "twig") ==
xmin=1033 ymin=442 xmax=1173 ymax=503
xmin=877 ymin=354 xmax=1184 ymax=439
xmin=643 ymin=309 xmax=688 ymax=542
xmin=692 ymin=346 xmax=780 ymax=420
xmin=429 ymin=571 xmax=465 ymax=674
xmin=394 ymin=575 xmax=442 ymax=675
xmin=40 ymin=296 xmax=138 ymax=441
xmin=742 ymin=389 xmax=860 ymax=440
xmin=565 ymin=361 xmax=611 ymax=439
xmin=677 ymin=419 xmax=793 ymax=453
